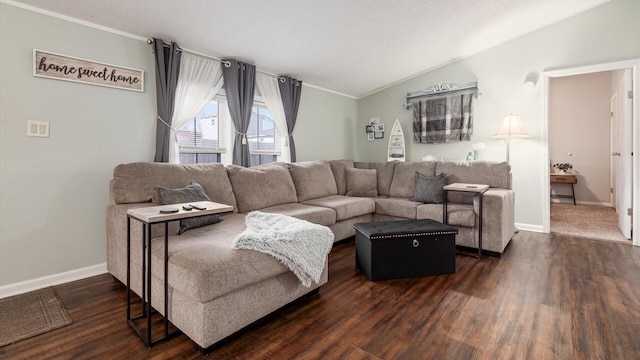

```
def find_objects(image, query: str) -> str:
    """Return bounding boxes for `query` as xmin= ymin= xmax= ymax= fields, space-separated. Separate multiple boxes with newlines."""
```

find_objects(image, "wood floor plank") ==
xmin=1 ymin=231 xmax=639 ymax=359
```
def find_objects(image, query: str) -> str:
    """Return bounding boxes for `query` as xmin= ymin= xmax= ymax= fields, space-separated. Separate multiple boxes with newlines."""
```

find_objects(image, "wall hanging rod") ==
xmin=403 ymin=81 xmax=478 ymax=109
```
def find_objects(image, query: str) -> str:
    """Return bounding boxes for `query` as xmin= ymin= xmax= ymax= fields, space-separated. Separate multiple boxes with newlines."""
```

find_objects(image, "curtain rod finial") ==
xmin=147 ymin=39 xmax=153 ymax=45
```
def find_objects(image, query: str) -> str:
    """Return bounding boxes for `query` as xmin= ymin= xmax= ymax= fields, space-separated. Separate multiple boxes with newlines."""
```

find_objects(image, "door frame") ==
xmin=542 ymin=59 xmax=640 ymax=246
xmin=610 ymin=93 xmax=618 ymax=208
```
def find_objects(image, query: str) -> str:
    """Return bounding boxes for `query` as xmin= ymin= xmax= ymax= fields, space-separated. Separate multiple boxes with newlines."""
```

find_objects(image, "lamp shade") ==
xmin=493 ymin=114 xmax=530 ymax=138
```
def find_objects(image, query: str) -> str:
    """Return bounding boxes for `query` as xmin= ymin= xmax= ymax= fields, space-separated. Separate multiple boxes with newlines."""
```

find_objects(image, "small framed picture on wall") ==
xmin=365 ymin=125 xmax=374 ymax=133
xmin=367 ymin=132 xmax=375 ymax=141
xmin=369 ymin=118 xmax=380 ymax=126
xmin=374 ymin=131 xmax=384 ymax=139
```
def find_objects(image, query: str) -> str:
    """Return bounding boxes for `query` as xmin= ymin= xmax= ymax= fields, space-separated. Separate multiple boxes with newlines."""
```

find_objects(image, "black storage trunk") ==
xmin=354 ymin=219 xmax=458 ymax=281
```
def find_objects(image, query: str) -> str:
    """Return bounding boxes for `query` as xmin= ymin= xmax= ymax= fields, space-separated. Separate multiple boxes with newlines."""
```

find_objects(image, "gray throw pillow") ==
xmin=345 ymin=168 xmax=378 ymax=197
xmin=410 ymin=172 xmax=447 ymax=204
xmin=156 ymin=181 xmax=221 ymax=234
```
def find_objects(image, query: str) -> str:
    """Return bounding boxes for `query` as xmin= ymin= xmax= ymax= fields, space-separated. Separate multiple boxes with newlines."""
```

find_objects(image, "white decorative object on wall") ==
xmin=387 ymin=119 xmax=405 ymax=162
xmin=366 ymin=118 xmax=385 ymax=140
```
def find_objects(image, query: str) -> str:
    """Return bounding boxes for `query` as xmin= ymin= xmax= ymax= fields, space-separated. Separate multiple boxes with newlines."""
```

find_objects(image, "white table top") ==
xmin=443 ymin=183 xmax=489 ymax=193
xmin=127 ymin=200 xmax=233 ymax=223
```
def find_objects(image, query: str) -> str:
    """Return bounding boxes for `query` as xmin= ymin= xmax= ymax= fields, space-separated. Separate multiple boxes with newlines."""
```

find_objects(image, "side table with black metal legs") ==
xmin=443 ymin=183 xmax=489 ymax=259
xmin=126 ymin=200 xmax=233 ymax=347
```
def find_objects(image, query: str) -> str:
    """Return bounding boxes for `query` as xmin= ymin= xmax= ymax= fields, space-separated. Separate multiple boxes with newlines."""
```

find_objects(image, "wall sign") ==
xmin=33 ymin=49 xmax=144 ymax=92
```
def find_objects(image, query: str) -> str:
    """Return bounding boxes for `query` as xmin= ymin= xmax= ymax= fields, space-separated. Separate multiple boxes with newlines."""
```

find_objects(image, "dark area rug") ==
xmin=0 ymin=287 xmax=72 ymax=347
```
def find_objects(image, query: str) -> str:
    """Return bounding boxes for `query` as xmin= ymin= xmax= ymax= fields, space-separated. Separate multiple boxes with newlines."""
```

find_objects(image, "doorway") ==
xmin=542 ymin=59 xmax=640 ymax=247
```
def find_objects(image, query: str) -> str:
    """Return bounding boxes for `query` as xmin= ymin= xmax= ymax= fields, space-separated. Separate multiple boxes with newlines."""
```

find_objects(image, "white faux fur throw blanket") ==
xmin=232 ymin=212 xmax=334 ymax=287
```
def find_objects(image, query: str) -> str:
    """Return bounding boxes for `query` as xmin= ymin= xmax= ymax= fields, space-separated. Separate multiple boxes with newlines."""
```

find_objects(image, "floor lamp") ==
xmin=493 ymin=114 xmax=530 ymax=163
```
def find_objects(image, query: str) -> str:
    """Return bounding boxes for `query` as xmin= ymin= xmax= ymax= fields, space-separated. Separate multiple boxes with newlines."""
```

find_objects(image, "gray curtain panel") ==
xmin=222 ymin=60 xmax=256 ymax=167
xmin=278 ymin=76 xmax=302 ymax=162
xmin=153 ymin=38 xmax=182 ymax=162
xmin=413 ymin=92 xmax=474 ymax=144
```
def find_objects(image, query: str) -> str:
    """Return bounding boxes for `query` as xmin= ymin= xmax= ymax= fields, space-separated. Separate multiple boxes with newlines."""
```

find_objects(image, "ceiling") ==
xmin=10 ymin=0 xmax=609 ymax=98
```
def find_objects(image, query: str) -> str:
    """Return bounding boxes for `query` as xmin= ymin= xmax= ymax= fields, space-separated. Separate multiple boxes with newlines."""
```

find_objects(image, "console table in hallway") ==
xmin=550 ymin=174 xmax=577 ymax=206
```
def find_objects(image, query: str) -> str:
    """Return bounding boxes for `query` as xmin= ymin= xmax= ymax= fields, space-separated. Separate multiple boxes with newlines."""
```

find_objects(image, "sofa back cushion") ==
xmin=345 ymin=168 xmax=378 ymax=197
xmin=436 ymin=161 xmax=511 ymax=189
xmin=328 ymin=160 xmax=354 ymax=195
xmin=389 ymin=161 xmax=437 ymax=198
xmin=111 ymin=162 xmax=238 ymax=210
xmin=287 ymin=161 xmax=338 ymax=202
xmin=354 ymin=161 xmax=398 ymax=196
xmin=228 ymin=162 xmax=298 ymax=212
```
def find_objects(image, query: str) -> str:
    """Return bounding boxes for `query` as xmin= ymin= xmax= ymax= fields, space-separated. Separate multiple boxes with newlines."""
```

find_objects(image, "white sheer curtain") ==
xmin=169 ymin=53 xmax=224 ymax=163
xmin=255 ymin=72 xmax=291 ymax=163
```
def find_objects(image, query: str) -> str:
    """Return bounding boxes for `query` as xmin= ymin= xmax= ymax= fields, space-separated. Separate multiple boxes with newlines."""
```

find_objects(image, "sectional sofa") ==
xmin=106 ymin=159 xmax=515 ymax=350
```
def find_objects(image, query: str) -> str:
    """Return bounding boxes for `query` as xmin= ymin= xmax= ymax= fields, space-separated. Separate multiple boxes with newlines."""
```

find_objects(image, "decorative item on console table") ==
xmin=472 ymin=142 xmax=486 ymax=160
xmin=552 ymin=163 xmax=573 ymax=174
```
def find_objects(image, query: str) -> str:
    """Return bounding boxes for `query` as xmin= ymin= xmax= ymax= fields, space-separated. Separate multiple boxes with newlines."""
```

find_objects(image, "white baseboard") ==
xmin=0 ymin=263 xmax=107 ymax=299
xmin=550 ymin=199 xmax=613 ymax=207
xmin=576 ymin=201 xmax=613 ymax=207
xmin=515 ymin=223 xmax=544 ymax=233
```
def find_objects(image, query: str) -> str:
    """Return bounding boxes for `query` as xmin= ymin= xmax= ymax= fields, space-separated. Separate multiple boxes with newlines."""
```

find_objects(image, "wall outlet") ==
xmin=27 ymin=120 xmax=49 ymax=138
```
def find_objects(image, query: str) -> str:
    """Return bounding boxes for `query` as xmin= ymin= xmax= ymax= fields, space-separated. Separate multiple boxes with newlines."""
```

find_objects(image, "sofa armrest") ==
xmin=474 ymin=188 xmax=515 ymax=254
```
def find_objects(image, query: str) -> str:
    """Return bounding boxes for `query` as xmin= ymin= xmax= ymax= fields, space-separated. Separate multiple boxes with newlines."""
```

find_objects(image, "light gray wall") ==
xmin=549 ymin=72 xmax=612 ymax=205
xmin=296 ymin=86 xmax=357 ymax=161
xmin=356 ymin=0 xmax=640 ymax=228
xmin=0 ymin=3 xmax=357 ymax=287
xmin=0 ymin=4 xmax=157 ymax=286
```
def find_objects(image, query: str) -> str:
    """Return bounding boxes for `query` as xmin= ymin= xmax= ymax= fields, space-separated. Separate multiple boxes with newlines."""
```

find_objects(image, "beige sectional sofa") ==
xmin=106 ymin=159 xmax=515 ymax=350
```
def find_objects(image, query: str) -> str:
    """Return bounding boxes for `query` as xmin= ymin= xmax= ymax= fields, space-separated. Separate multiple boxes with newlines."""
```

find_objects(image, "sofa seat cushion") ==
xmin=302 ymin=195 xmax=375 ymax=222
xmin=258 ymin=203 xmax=336 ymax=227
xmin=227 ymin=163 xmax=298 ymax=212
xmin=287 ymin=161 xmax=338 ymax=201
xmin=149 ymin=213 xmax=292 ymax=303
xmin=373 ymin=197 xmax=421 ymax=219
xmin=417 ymin=203 xmax=476 ymax=227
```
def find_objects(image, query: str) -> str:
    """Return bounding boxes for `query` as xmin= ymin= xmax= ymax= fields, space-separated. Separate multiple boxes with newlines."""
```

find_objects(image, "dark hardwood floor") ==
xmin=2 ymin=231 xmax=639 ymax=359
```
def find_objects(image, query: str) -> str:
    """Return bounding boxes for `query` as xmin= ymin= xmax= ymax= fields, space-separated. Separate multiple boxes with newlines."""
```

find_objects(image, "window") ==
xmin=177 ymin=96 xmax=281 ymax=166
xmin=248 ymin=104 xmax=281 ymax=165
xmin=177 ymin=99 xmax=226 ymax=164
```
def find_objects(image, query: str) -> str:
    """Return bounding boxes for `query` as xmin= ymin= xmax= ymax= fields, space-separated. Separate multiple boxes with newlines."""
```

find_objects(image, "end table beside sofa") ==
xmin=106 ymin=159 xmax=516 ymax=350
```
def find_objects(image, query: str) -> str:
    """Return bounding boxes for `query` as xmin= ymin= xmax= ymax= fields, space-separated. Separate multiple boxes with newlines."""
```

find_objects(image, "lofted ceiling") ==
xmin=9 ymin=0 xmax=609 ymax=98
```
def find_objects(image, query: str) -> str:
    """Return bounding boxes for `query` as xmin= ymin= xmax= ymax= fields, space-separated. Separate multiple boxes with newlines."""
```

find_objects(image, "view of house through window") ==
xmin=178 ymin=100 xmax=223 ymax=164
xmin=177 ymin=97 xmax=281 ymax=165
xmin=248 ymin=106 xmax=280 ymax=165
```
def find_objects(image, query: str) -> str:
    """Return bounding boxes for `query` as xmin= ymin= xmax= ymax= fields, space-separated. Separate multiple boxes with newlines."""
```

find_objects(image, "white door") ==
xmin=616 ymin=69 xmax=633 ymax=239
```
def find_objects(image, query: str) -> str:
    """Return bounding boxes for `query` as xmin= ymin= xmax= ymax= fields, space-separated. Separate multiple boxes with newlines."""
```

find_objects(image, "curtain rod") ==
xmin=403 ymin=81 xmax=478 ymax=109
xmin=147 ymin=39 xmax=284 ymax=80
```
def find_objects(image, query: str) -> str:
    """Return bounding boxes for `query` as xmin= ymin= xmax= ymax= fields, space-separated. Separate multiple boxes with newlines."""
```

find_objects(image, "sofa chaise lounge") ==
xmin=106 ymin=159 xmax=515 ymax=350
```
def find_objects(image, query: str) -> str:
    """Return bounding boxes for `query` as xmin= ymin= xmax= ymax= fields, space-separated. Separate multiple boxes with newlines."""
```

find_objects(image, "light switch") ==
xmin=27 ymin=120 xmax=49 ymax=138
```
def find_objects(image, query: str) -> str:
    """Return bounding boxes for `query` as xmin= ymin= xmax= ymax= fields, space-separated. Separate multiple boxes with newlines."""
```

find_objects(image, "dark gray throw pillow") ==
xmin=410 ymin=172 xmax=447 ymax=204
xmin=156 ymin=181 xmax=221 ymax=234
